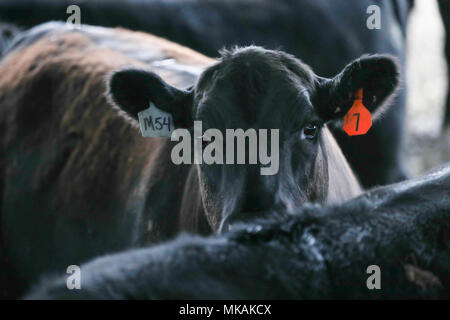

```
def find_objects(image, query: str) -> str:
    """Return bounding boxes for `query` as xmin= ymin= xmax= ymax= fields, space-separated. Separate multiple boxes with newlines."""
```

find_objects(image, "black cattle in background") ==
xmin=437 ymin=0 xmax=450 ymax=127
xmin=0 ymin=0 xmax=415 ymax=187
xmin=26 ymin=164 xmax=450 ymax=299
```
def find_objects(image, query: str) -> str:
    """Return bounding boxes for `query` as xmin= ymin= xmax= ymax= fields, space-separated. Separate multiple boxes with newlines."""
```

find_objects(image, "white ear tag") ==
xmin=137 ymin=102 xmax=174 ymax=138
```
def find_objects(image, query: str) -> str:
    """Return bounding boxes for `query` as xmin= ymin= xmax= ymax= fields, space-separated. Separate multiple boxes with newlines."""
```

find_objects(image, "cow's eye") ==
xmin=302 ymin=123 xmax=318 ymax=140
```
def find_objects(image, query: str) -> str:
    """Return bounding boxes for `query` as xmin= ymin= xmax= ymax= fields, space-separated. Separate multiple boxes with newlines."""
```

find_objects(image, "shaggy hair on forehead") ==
xmin=218 ymin=46 xmax=315 ymax=84
xmin=194 ymin=46 xmax=316 ymax=125
xmin=195 ymin=46 xmax=316 ymax=110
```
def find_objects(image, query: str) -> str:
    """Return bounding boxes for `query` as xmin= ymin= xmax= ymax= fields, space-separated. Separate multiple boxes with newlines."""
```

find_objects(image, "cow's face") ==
xmin=108 ymin=47 xmax=399 ymax=231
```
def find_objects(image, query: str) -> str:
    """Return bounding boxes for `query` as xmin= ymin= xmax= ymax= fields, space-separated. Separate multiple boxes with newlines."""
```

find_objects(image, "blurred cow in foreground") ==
xmin=26 ymin=164 xmax=450 ymax=299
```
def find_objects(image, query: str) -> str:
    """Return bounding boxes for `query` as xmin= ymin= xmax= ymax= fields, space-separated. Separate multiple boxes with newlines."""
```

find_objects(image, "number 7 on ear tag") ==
xmin=343 ymin=88 xmax=372 ymax=136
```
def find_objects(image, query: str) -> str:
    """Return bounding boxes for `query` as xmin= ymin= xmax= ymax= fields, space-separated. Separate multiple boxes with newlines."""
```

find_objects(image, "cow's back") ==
xmin=0 ymin=22 xmax=213 ymax=298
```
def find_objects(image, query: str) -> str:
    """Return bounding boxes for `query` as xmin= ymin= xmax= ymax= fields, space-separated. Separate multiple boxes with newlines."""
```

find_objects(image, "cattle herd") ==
xmin=0 ymin=0 xmax=449 ymax=300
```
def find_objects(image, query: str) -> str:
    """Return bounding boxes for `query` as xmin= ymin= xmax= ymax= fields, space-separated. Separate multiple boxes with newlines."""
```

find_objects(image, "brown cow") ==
xmin=0 ymin=22 xmax=213 ymax=298
xmin=0 ymin=22 xmax=398 ymax=298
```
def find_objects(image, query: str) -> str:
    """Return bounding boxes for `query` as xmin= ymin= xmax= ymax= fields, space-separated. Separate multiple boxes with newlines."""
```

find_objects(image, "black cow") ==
xmin=108 ymin=45 xmax=401 ymax=231
xmin=0 ymin=0 xmax=414 ymax=187
xmin=25 ymin=164 xmax=450 ymax=299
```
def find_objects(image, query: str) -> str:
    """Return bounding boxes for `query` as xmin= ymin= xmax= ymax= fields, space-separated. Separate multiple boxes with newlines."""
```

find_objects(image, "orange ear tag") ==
xmin=343 ymin=88 xmax=372 ymax=136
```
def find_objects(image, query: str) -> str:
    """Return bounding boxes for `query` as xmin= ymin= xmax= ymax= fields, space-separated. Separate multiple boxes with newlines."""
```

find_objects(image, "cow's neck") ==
xmin=321 ymin=128 xmax=363 ymax=204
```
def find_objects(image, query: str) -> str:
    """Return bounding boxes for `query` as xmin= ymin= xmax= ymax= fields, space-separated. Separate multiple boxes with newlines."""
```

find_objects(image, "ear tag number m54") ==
xmin=138 ymin=102 xmax=174 ymax=138
xmin=343 ymin=88 xmax=372 ymax=136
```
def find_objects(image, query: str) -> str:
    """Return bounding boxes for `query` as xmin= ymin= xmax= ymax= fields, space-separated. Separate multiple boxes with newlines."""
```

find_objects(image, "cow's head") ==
xmin=108 ymin=47 xmax=399 ymax=231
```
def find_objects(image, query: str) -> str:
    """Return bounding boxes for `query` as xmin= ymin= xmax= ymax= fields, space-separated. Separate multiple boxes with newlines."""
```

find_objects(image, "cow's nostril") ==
xmin=219 ymin=208 xmax=269 ymax=233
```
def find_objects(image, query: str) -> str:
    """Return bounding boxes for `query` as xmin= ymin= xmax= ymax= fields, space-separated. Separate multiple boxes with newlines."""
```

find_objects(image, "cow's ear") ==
xmin=107 ymin=68 xmax=193 ymax=128
xmin=314 ymin=54 xmax=400 ymax=121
